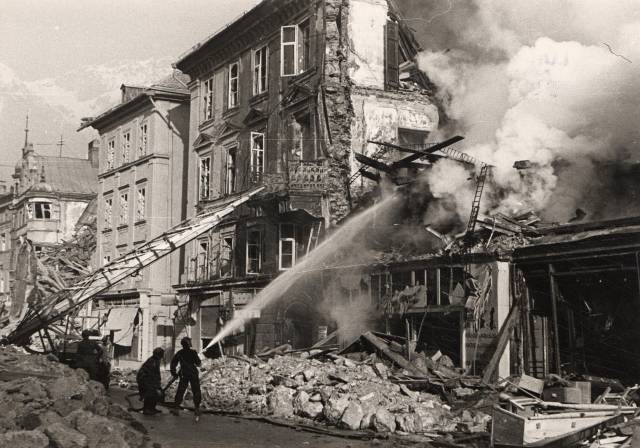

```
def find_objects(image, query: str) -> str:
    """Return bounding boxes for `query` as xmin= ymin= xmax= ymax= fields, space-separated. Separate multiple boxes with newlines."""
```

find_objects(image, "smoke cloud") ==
xmin=401 ymin=0 xmax=640 ymax=223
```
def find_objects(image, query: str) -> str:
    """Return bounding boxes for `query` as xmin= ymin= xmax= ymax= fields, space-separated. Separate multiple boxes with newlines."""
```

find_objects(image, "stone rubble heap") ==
xmin=174 ymin=352 xmax=490 ymax=436
xmin=0 ymin=345 xmax=152 ymax=448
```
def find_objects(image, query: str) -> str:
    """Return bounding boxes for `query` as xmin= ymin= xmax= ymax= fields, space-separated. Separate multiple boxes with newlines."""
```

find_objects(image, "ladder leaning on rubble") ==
xmin=0 ymin=187 xmax=265 ymax=348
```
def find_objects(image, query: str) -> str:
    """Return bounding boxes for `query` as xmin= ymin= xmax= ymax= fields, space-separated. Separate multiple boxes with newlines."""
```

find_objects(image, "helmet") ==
xmin=152 ymin=347 xmax=165 ymax=358
xmin=181 ymin=337 xmax=192 ymax=348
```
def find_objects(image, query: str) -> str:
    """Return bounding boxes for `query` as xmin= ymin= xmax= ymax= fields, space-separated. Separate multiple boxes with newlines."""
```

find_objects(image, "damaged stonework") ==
xmin=322 ymin=0 xmax=354 ymax=225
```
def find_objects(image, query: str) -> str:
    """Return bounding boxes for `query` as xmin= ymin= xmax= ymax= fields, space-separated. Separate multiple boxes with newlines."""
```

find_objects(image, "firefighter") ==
xmin=170 ymin=337 xmax=202 ymax=417
xmin=75 ymin=329 xmax=102 ymax=381
xmin=97 ymin=335 xmax=113 ymax=391
xmin=136 ymin=347 xmax=165 ymax=415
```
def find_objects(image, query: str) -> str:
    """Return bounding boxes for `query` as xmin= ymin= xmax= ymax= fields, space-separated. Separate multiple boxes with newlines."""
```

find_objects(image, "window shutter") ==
xmin=384 ymin=19 xmax=399 ymax=90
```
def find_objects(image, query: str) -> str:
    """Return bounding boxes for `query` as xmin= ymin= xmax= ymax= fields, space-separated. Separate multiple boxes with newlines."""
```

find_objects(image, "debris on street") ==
xmin=0 ymin=345 xmax=152 ymax=448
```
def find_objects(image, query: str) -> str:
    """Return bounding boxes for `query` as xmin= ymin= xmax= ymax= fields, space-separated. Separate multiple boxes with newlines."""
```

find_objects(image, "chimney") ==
xmin=88 ymin=139 xmax=100 ymax=169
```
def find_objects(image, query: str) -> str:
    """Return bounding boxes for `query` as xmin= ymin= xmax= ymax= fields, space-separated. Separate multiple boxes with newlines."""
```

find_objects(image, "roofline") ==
xmin=174 ymin=0 xmax=268 ymax=70
xmin=78 ymin=88 xmax=189 ymax=132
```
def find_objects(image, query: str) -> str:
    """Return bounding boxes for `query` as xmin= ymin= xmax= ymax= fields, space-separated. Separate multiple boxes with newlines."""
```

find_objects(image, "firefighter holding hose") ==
xmin=170 ymin=337 xmax=202 ymax=419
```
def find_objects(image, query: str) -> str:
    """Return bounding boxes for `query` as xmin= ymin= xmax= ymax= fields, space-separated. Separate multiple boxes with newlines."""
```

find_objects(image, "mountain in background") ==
xmin=0 ymin=59 xmax=173 ymax=182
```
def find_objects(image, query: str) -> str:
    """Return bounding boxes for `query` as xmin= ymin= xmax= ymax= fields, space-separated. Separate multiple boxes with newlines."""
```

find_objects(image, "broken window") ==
xmin=203 ymin=77 xmax=214 ymax=121
xmin=199 ymin=156 xmax=211 ymax=200
xmin=119 ymin=192 xmax=128 ymax=226
xmin=138 ymin=122 xmax=148 ymax=157
xmin=220 ymin=235 xmax=234 ymax=277
xmin=398 ymin=128 xmax=429 ymax=147
xmin=291 ymin=112 xmax=316 ymax=160
xmin=279 ymin=223 xmax=296 ymax=270
xmin=107 ymin=139 xmax=115 ymax=170
xmin=250 ymin=131 xmax=265 ymax=181
xmin=281 ymin=22 xmax=310 ymax=77
xmin=136 ymin=187 xmax=146 ymax=222
xmin=246 ymin=229 xmax=262 ymax=274
xmin=225 ymin=149 xmax=237 ymax=194
xmin=121 ymin=131 xmax=131 ymax=165
xmin=104 ymin=196 xmax=113 ymax=228
xmin=33 ymin=202 xmax=51 ymax=220
xmin=228 ymin=61 xmax=239 ymax=108
xmin=384 ymin=19 xmax=400 ymax=90
xmin=196 ymin=238 xmax=209 ymax=280
xmin=253 ymin=46 xmax=268 ymax=95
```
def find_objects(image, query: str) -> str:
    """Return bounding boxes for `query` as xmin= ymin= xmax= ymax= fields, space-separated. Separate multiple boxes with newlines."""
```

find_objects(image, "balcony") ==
xmin=186 ymin=253 xmax=234 ymax=284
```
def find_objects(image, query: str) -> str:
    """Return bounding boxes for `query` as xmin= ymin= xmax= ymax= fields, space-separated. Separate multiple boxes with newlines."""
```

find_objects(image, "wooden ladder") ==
xmin=306 ymin=221 xmax=323 ymax=255
xmin=466 ymin=164 xmax=490 ymax=236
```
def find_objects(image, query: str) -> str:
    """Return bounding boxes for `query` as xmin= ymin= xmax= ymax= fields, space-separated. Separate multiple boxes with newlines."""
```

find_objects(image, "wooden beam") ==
xmin=481 ymin=298 xmax=521 ymax=384
xmin=361 ymin=331 xmax=426 ymax=377
xmin=549 ymin=264 xmax=562 ymax=374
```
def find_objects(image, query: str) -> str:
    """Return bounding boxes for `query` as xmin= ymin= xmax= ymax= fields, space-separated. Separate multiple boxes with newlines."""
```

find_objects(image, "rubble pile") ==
xmin=178 ymin=351 xmax=489 ymax=436
xmin=0 ymin=345 xmax=151 ymax=448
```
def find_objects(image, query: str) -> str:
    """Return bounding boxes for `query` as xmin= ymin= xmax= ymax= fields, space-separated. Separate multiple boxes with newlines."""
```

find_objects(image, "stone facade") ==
xmin=79 ymin=72 xmax=190 ymax=367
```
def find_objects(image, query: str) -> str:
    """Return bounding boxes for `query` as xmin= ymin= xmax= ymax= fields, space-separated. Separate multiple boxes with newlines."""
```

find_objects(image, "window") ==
xmin=299 ymin=20 xmax=310 ymax=72
xmin=291 ymin=112 xmax=316 ymax=160
xmin=107 ymin=140 xmax=115 ymax=170
xmin=220 ymin=235 xmax=234 ymax=277
xmin=225 ymin=149 xmax=236 ymax=194
xmin=196 ymin=239 xmax=209 ymax=280
xmin=398 ymin=128 xmax=429 ymax=147
xmin=104 ymin=197 xmax=113 ymax=228
xmin=121 ymin=131 xmax=131 ymax=165
xmin=281 ymin=26 xmax=298 ymax=76
xmin=253 ymin=46 xmax=268 ymax=95
xmin=281 ymin=22 xmax=310 ymax=76
xmin=136 ymin=187 xmax=146 ymax=222
xmin=199 ymin=156 xmax=211 ymax=200
xmin=228 ymin=62 xmax=239 ymax=108
xmin=138 ymin=122 xmax=148 ymax=157
xmin=33 ymin=202 xmax=51 ymax=220
xmin=0 ymin=276 xmax=4 ymax=293
xmin=246 ymin=229 xmax=262 ymax=274
xmin=203 ymin=77 xmax=214 ymax=121
xmin=279 ymin=223 xmax=296 ymax=270
xmin=384 ymin=19 xmax=400 ymax=90
xmin=0 ymin=234 xmax=5 ymax=251
xmin=250 ymin=132 xmax=265 ymax=180
xmin=119 ymin=192 xmax=129 ymax=226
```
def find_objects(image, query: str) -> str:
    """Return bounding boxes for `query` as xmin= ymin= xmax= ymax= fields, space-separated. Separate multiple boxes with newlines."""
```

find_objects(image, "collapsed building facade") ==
xmin=172 ymin=0 xmax=439 ymax=354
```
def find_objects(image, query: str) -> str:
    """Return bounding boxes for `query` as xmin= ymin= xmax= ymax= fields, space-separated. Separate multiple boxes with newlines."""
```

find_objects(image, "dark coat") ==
xmin=170 ymin=348 xmax=201 ymax=378
xmin=136 ymin=355 xmax=162 ymax=393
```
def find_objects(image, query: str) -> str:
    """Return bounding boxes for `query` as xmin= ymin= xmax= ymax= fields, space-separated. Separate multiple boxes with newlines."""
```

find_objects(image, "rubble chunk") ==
xmin=44 ymin=422 xmax=88 ymax=448
xmin=372 ymin=408 xmax=396 ymax=433
xmin=339 ymin=401 xmax=364 ymax=430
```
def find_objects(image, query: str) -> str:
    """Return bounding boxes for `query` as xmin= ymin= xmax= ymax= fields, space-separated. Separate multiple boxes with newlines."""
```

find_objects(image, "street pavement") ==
xmin=110 ymin=388 xmax=408 ymax=448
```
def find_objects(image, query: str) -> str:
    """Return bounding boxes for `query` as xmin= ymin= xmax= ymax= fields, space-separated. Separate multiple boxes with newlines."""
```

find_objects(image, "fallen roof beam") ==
xmin=353 ymin=152 xmax=393 ymax=173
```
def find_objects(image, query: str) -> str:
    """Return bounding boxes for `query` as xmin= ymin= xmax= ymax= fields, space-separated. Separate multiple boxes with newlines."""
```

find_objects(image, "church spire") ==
xmin=24 ymin=114 xmax=29 ymax=147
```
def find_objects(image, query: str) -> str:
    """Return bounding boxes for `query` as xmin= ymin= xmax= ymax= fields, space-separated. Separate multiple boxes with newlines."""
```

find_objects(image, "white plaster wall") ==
xmin=347 ymin=0 xmax=388 ymax=89
xmin=350 ymin=92 xmax=439 ymax=173
xmin=62 ymin=201 xmax=89 ymax=241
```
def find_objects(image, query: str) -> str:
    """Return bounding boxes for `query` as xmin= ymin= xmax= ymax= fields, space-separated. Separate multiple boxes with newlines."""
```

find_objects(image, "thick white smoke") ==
xmin=411 ymin=0 xmax=640 ymax=223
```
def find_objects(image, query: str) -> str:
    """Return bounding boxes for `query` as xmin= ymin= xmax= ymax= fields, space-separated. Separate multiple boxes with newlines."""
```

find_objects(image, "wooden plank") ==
xmin=482 ymin=300 xmax=521 ymax=384
xmin=517 ymin=374 xmax=545 ymax=395
xmin=548 ymin=264 xmax=562 ymax=374
xmin=361 ymin=331 xmax=427 ymax=377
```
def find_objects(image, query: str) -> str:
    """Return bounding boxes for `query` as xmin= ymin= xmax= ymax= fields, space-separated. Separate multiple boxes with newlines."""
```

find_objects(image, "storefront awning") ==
xmin=105 ymin=307 xmax=139 ymax=347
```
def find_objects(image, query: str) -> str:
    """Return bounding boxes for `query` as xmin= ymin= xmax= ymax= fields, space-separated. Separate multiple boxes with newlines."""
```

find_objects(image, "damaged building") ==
xmin=172 ymin=0 xmax=439 ymax=354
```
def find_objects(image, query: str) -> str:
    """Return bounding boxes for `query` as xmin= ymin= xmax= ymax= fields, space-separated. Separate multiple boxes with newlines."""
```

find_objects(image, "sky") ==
xmin=0 ymin=0 xmax=260 ymax=178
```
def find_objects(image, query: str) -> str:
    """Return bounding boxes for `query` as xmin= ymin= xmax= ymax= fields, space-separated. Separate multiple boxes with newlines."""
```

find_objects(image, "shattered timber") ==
xmin=1 ymin=0 xmax=640 ymax=447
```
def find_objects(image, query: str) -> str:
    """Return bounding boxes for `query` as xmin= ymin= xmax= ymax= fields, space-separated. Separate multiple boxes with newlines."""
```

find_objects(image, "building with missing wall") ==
xmin=172 ymin=0 xmax=440 ymax=354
